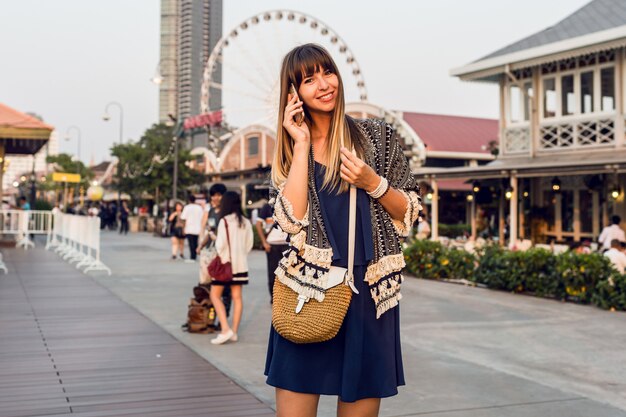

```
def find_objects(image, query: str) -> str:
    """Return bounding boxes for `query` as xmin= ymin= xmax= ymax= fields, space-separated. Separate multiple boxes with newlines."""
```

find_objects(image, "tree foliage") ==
xmin=45 ymin=153 xmax=94 ymax=190
xmin=110 ymin=123 xmax=201 ymax=201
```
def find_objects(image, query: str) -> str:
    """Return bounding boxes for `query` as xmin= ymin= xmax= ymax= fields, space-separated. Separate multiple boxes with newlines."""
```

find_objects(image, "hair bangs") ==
xmin=288 ymin=45 xmax=338 ymax=87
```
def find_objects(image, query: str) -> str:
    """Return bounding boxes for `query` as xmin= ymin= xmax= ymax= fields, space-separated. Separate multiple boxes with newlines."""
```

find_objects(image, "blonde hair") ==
xmin=271 ymin=44 xmax=362 ymax=193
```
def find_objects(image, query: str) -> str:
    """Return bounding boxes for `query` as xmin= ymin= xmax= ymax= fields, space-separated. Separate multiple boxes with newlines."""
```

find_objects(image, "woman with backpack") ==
xmin=209 ymin=191 xmax=253 ymax=345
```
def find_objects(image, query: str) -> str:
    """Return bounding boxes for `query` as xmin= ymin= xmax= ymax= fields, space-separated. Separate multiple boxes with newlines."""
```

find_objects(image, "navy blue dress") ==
xmin=264 ymin=162 xmax=405 ymax=402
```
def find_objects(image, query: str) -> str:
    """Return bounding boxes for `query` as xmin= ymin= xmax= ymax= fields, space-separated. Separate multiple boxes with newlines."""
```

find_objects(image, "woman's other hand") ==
xmin=339 ymin=147 xmax=380 ymax=192
xmin=282 ymin=93 xmax=310 ymax=145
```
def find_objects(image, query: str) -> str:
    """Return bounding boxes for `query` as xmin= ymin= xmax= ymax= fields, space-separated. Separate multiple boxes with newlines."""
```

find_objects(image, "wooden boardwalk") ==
xmin=0 ymin=247 xmax=274 ymax=417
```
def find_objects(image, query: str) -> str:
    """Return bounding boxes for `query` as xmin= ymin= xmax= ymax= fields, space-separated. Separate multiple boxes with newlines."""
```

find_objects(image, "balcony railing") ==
xmin=539 ymin=113 xmax=616 ymax=151
xmin=503 ymin=123 xmax=530 ymax=154
xmin=503 ymin=113 xmax=622 ymax=155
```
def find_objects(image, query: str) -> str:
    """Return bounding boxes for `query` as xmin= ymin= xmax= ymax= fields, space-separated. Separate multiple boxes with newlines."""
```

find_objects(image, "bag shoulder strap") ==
xmin=346 ymin=149 xmax=359 ymax=294
xmin=223 ymin=218 xmax=232 ymax=262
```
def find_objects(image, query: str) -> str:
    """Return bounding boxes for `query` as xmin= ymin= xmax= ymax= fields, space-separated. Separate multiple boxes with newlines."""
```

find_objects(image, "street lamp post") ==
xmin=173 ymin=136 xmax=178 ymax=202
xmin=65 ymin=125 xmax=82 ymax=206
xmin=170 ymin=115 xmax=181 ymax=204
xmin=64 ymin=125 xmax=82 ymax=175
xmin=150 ymin=58 xmax=177 ymax=86
xmin=103 ymin=102 xmax=124 ymax=229
xmin=102 ymin=102 xmax=124 ymax=144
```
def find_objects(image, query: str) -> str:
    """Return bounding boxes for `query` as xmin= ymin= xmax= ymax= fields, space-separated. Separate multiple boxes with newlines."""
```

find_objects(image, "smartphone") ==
xmin=289 ymin=83 xmax=305 ymax=126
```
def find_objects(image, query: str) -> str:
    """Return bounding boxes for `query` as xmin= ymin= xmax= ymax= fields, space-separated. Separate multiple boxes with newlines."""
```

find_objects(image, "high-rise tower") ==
xmin=158 ymin=0 xmax=222 ymax=123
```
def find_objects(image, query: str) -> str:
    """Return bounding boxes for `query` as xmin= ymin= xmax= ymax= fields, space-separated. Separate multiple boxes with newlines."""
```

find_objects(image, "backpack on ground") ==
xmin=185 ymin=284 xmax=217 ymax=333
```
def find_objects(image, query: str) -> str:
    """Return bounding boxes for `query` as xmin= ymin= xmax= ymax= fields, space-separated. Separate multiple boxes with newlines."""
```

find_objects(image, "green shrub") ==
xmin=403 ymin=239 xmax=625 ymax=312
xmin=404 ymin=239 xmax=474 ymax=280
xmin=472 ymin=244 xmax=515 ymax=290
xmin=517 ymin=248 xmax=558 ymax=297
xmin=33 ymin=199 xmax=53 ymax=211
xmin=591 ymin=272 xmax=626 ymax=311
xmin=404 ymin=240 xmax=444 ymax=279
xmin=555 ymin=252 xmax=612 ymax=303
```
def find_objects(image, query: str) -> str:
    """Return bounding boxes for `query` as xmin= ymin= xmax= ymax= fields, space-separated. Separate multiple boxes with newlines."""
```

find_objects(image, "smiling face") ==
xmin=210 ymin=193 xmax=222 ymax=209
xmin=273 ymin=44 xmax=351 ymax=192
xmin=298 ymin=68 xmax=339 ymax=114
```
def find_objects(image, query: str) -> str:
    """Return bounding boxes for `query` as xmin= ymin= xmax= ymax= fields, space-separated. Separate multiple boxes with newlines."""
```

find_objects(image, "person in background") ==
xmin=18 ymin=196 xmax=30 ymax=210
xmin=599 ymin=215 xmax=626 ymax=251
xmin=416 ymin=215 xmax=431 ymax=240
xmin=181 ymin=194 xmax=203 ymax=262
xmin=18 ymin=196 xmax=33 ymax=241
xmin=168 ymin=202 xmax=186 ymax=260
xmin=209 ymin=191 xmax=253 ymax=345
xmin=119 ymin=201 xmax=130 ymax=235
xmin=573 ymin=240 xmax=592 ymax=255
xmin=199 ymin=183 xmax=232 ymax=317
xmin=255 ymin=202 xmax=289 ymax=303
xmin=108 ymin=202 xmax=118 ymax=230
xmin=201 ymin=183 xmax=227 ymax=237
xmin=604 ymin=239 xmax=626 ymax=274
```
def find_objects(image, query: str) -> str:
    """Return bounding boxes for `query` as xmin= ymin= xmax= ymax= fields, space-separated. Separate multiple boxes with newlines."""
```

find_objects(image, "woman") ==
xmin=209 ymin=191 xmax=253 ymax=345
xmin=168 ymin=202 xmax=185 ymax=260
xmin=264 ymin=44 xmax=422 ymax=417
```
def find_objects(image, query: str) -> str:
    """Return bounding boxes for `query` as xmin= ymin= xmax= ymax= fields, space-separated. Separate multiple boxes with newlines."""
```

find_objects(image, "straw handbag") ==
xmin=272 ymin=181 xmax=358 ymax=344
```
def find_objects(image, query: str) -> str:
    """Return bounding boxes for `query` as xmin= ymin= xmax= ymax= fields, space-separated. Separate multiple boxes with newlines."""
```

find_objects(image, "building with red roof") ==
xmin=0 ymin=103 xmax=56 ymax=202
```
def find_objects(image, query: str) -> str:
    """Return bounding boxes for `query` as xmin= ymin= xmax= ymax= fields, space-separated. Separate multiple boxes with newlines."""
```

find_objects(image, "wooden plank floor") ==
xmin=0 ymin=247 xmax=274 ymax=417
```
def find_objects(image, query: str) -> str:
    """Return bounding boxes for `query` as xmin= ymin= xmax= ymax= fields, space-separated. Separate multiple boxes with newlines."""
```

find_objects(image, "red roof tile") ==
xmin=402 ymin=112 xmax=498 ymax=154
xmin=0 ymin=102 xmax=54 ymax=130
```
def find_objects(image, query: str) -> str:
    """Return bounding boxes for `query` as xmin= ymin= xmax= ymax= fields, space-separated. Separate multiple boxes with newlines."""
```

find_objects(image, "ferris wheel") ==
xmin=199 ymin=10 xmax=369 ymax=144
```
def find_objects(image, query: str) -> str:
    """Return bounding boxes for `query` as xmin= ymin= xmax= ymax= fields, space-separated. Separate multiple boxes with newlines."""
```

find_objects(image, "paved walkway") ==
xmin=2 ymin=231 xmax=626 ymax=417
xmin=0 ymin=244 xmax=274 ymax=417
xmin=92 ymin=231 xmax=626 ymax=417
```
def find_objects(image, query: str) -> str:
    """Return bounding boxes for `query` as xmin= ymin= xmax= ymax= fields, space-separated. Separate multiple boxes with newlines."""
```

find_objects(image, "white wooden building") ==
xmin=417 ymin=0 xmax=626 ymax=245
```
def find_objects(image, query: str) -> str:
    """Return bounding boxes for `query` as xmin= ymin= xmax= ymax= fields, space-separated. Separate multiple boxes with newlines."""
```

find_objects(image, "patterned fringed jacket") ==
xmin=269 ymin=119 xmax=423 ymax=319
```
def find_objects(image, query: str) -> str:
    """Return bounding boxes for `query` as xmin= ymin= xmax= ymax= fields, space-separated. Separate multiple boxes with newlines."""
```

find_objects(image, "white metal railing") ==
xmin=503 ymin=124 xmax=531 ymax=154
xmin=539 ymin=113 xmax=617 ymax=150
xmin=46 ymin=213 xmax=111 ymax=275
xmin=0 ymin=210 xmax=52 ymax=249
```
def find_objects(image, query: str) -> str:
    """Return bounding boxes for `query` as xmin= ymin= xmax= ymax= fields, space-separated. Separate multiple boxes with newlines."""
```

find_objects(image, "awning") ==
xmin=415 ymin=150 xmax=626 ymax=180
xmin=102 ymin=192 xmax=131 ymax=202
xmin=0 ymin=102 xmax=53 ymax=154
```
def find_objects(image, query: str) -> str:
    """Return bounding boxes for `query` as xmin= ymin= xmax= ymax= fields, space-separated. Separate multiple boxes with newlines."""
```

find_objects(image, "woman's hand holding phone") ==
xmin=282 ymin=88 xmax=310 ymax=145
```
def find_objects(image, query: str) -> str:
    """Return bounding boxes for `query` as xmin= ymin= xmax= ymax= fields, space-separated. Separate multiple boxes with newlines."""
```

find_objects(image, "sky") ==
xmin=0 ymin=0 xmax=591 ymax=164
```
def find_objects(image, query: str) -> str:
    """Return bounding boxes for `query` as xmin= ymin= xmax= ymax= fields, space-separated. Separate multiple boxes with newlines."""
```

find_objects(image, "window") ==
xmin=248 ymin=136 xmax=259 ymax=156
xmin=543 ymin=78 xmax=556 ymax=118
xmin=601 ymin=67 xmax=615 ymax=111
xmin=542 ymin=190 xmax=556 ymax=232
xmin=509 ymin=85 xmax=522 ymax=123
xmin=561 ymin=190 xmax=574 ymax=233
xmin=561 ymin=74 xmax=575 ymax=115
xmin=580 ymin=190 xmax=593 ymax=233
xmin=523 ymin=83 xmax=533 ymax=121
xmin=580 ymin=71 xmax=594 ymax=113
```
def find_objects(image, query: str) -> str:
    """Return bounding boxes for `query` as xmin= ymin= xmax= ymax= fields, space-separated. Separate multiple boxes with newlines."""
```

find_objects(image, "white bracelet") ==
xmin=367 ymin=176 xmax=389 ymax=199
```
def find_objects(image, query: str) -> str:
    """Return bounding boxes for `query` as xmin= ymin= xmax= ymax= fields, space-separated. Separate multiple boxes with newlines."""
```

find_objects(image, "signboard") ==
xmin=52 ymin=172 xmax=81 ymax=183
xmin=183 ymin=110 xmax=223 ymax=130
